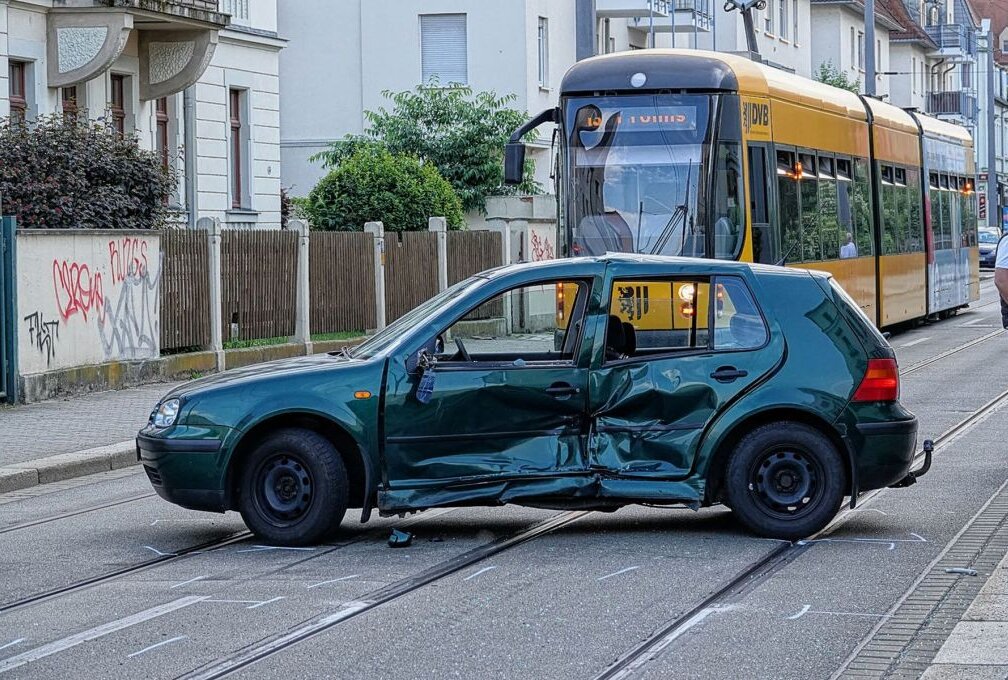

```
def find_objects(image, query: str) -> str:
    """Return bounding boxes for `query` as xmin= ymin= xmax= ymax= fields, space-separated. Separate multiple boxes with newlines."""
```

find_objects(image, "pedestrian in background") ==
xmin=840 ymin=233 xmax=858 ymax=259
xmin=995 ymin=231 xmax=1008 ymax=330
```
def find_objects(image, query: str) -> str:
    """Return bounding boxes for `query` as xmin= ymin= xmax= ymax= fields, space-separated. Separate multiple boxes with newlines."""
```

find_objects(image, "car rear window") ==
xmin=827 ymin=277 xmax=892 ymax=357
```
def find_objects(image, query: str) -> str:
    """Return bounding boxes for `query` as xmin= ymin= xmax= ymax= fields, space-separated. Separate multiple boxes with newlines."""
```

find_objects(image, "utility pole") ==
xmin=576 ymin=0 xmax=597 ymax=61
xmin=987 ymin=25 xmax=997 ymax=229
xmin=864 ymin=0 xmax=876 ymax=96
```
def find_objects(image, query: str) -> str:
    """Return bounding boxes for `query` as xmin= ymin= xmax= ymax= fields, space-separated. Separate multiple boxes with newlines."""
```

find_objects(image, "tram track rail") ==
xmin=899 ymin=327 xmax=1003 ymax=376
xmin=0 ymin=493 xmax=155 ymax=536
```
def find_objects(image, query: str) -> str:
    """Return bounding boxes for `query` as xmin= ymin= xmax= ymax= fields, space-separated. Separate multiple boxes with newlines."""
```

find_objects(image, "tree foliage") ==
xmin=312 ymin=84 xmax=540 ymax=213
xmin=0 ymin=114 xmax=177 ymax=229
xmin=301 ymin=145 xmax=464 ymax=232
xmin=813 ymin=61 xmax=861 ymax=94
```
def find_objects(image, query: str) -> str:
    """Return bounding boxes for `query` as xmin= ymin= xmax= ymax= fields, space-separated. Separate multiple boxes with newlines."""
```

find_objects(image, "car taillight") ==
xmin=852 ymin=358 xmax=899 ymax=402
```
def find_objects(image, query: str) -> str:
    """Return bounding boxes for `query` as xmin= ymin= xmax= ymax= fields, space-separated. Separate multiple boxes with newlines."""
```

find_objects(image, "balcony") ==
xmin=924 ymin=23 xmax=978 ymax=60
xmin=926 ymin=91 xmax=979 ymax=124
xmin=596 ymin=0 xmax=670 ymax=18
xmin=630 ymin=0 xmax=713 ymax=33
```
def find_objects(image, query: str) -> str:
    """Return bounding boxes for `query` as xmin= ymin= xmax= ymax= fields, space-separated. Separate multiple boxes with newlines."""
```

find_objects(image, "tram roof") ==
xmin=912 ymin=111 xmax=974 ymax=147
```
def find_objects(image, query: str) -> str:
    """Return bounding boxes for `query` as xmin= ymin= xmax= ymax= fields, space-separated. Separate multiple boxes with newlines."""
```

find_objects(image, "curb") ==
xmin=0 ymin=440 xmax=138 ymax=494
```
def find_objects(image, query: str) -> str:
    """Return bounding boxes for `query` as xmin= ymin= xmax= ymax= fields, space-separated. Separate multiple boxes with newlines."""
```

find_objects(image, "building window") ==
xmin=8 ymin=60 xmax=27 ymax=124
xmin=156 ymin=97 xmax=170 ymax=170
xmin=420 ymin=14 xmax=468 ymax=85
xmin=779 ymin=0 xmax=788 ymax=39
xmin=110 ymin=74 xmax=126 ymax=135
xmin=764 ymin=1 xmax=774 ymax=34
xmin=229 ymin=88 xmax=244 ymax=209
xmin=850 ymin=27 xmax=856 ymax=67
xmin=912 ymin=57 xmax=917 ymax=94
xmin=962 ymin=62 xmax=972 ymax=89
xmin=220 ymin=0 xmax=249 ymax=21
xmin=61 ymin=86 xmax=79 ymax=120
xmin=538 ymin=17 xmax=549 ymax=88
xmin=793 ymin=0 xmax=798 ymax=42
xmin=858 ymin=31 xmax=865 ymax=70
xmin=877 ymin=39 xmax=882 ymax=71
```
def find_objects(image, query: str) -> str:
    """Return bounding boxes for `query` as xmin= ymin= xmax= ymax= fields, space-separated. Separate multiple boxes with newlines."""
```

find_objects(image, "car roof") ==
xmin=481 ymin=254 xmax=772 ymax=281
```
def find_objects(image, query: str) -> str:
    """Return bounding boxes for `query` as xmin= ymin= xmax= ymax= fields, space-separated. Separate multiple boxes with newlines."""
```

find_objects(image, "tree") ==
xmin=312 ymin=84 xmax=540 ymax=213
xmin=814 ymin=61 xmax=861 ymax=94
xmin=301 ymin=145 xmax=464 ymax=232
xmin=0 ymin=114 xmax=177 ymax=230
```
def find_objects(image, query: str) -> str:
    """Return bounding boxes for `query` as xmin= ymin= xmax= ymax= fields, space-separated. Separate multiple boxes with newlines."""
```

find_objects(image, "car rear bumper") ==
xmin=137 ymin=433 xmax=228 ymax=513
xmin=853 ymin=416 xmax=919 ymax=491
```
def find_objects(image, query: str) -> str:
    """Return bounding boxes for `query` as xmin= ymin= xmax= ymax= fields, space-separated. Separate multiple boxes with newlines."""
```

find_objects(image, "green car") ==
xmin=137 ymin=256 xmax=922 ymax=545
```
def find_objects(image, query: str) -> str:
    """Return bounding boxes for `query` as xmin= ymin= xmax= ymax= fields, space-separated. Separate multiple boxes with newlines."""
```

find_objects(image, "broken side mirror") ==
xmin=406 ymin=336 xmax=442 ymax=375
xmin=414 ymin=350 xmax=437 ymax=404
xmin=504 ymin=143 xmax=526 ymax=185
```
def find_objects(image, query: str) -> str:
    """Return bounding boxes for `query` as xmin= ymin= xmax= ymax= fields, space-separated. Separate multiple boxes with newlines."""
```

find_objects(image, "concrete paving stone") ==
xmin=921 ymin=664 xmax=1008 ymax=680
xmin=932 ymin=622 xmax=1008 ymax=665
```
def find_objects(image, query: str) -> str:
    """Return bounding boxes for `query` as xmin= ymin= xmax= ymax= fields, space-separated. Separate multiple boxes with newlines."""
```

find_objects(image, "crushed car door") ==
xmin=588 ymin=274 xmax=784 ymax=478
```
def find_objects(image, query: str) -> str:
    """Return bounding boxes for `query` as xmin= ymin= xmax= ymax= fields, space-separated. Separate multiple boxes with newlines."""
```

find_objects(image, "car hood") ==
xmin=980 ymin=244 xmax=997 ymax=254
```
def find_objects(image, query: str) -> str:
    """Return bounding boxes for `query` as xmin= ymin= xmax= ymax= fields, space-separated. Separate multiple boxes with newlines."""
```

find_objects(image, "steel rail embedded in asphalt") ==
xmin=0 ymin=493 xmax=155 ymax=536
xmin=0 ymin=530 xmax=253 ymax=615
xmin=176 ymin=511 xmax=590 ymax=680
xmin=592 ymin=383 xmax=1008 ymax=680
xmin=898 ymin=328 xmax=1003 ymax=376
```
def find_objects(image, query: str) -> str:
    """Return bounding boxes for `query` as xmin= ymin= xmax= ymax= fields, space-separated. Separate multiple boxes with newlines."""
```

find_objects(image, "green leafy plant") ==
xmin=813 ymin=61 xmax=861 ymax=94
xmin=0 ymin=113 xmax=177 ymax=229
xmin=301 ymin=145 xmax=464 ymax=232
xmin=312 ymin=84 xmax=540 ymax=214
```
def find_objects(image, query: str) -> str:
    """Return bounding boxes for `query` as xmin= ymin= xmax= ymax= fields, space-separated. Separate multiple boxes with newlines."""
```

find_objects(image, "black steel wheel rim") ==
xmin=253 ymin=452 xmax=314 ymax=525
xmin=748 ymin=447 xmax=824 ymax=520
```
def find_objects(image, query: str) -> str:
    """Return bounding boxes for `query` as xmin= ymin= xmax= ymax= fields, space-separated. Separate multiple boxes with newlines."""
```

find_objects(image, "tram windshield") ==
xmin=563 ymin=93 xmax=742 ymax=259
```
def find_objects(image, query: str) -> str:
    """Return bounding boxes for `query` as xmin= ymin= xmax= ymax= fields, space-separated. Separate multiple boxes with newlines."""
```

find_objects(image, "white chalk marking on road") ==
xmin=236 ymin=545 xmax=316 ymax=554
xmin=788 ymin=605 xmax=812 ymax=620
xmin=307 ymin=575 xmax=360 ymax=589
xmin=127 ymin=635 xmax=188 ymax=658
xmin=169 ymin=576 xmax=206 ymax=590
xmin=900 ymin=336 xmax=931 ymax=347
xmin=150 ymin=519 xmax=220 ymax=526
xmin=597 ymin=566 xmax=640 ymax=581
xmin=463 ymin=566 xmax=498 ymax=581
xmin=788 ymin=608 xmax=891 ymax=620
xmin=0 ymin=596 xmax=207 ymax=674
xmin=851 ymin=508 xmax=888 ymax=516
xmin=959 ymin=316 xmax=987 ymax=327
xmin=909 ymin=532 xmax=927 ymax=542
xmin=246 ymin=597 xmax=286 ymax=610
xmin=0 ymin=640 xmax=24 ymax=653
xmin=143 ymin=545 xmax=178 ymax=557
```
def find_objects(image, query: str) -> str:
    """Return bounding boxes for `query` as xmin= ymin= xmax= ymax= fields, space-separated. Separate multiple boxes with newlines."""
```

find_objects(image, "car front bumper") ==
xmin=137 ymin=432 xmax=228 ymax=513
xmin=853 ymin=416 xmax=919 ymax=491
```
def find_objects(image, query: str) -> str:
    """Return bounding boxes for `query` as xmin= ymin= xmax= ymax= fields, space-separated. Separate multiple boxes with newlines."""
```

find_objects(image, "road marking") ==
xmin=899 ymin=336 xmax=931 ymax=347
xmin=597 ymin=566 xmax=640 ymax=582
xmin=0 ymin=596 xmax=207 ymax=674
xmin=0 ymin=640 xmax=24 ymax=653
xmin=246 ymin=597 xmax=286 ymax=610
xmin=851 ymin=508 xmax=888 ymax=516
xmin=307 ymin=575 xmax=359 ymax=589
xmin=235 ymin=545 xmax=316 ymax=554
xmin=169 ymin=576 xmax=206 ymax=590
xmin=143 ymin=545 xmax=177 ymax=557
xmin=959 ymin=316 xmax=988 ymax=327
xmin=787 ymin=605 xmax=891 ymax=621
xmin=205 ymin=598 xmax=286 ymax=609
xmin=127 ymin=635 xmax=188 ymax=658
xmin=463 ymin=566 xmax=498 ymax=581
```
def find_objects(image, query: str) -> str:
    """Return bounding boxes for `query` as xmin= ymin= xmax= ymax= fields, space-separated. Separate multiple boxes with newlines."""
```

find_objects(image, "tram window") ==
xmin=853 ymin=158 xmax=873 ymax=257
xmin=929 ymin=172 xmax=939 ymax=190
xmin=881 ymin=165 xmax=899 ymax=255
xmin=939 ymin=187 xmax=952 ymax=250
xmin=799 ymin=153 xmax=820 ymax=261
xmin=881 ymin=165 xmax=894 ymax=185
xmin=907 ymin=169 xmax=923 ymax=253
xmin=819 ymin=157 xmax=835 ymax=179
xmin=748 ymin=146 xmax=778 ymax=264
xmin=962 ymin=188 xmax=977 ymax=247
xmin=939 ymin=174 xmax=949 ymax=190
xmin=776 ymin=150 xmax=801 ymax=264
xmin=837 ymin=175 xmax=854 ymax=235
xmin=836 ymin=158 xmax=852 ymax=181
xmin=713 ymin=142 xmax=744 ymax=259
xmin=897 ymin=179 xmax=912 ymax=252
xmin=820 ymin=175 xmax=840 ymax=260
xmin=894 ymin=167 xmax=906 ymax=187
xmin=929 ymin=186 xmax=942 ymax=249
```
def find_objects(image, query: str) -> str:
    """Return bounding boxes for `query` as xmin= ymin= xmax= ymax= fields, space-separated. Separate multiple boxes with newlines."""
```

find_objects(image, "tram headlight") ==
xmin=678 ymin=283 xmax=696 ymax=302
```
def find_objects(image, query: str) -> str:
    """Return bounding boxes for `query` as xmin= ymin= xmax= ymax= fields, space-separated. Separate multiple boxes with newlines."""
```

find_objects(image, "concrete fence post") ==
xmin=291 ymin=219 xmax=313 ymax=355
xmin=199 ymin=216 xmax=226 ymax=372
xmin=364 ymin=221 xmax=386 ymax=331
xmin=488 ymin=220 xmax=513 ymax=333
xmin=428 ymin=216 xmax=448 ymax=293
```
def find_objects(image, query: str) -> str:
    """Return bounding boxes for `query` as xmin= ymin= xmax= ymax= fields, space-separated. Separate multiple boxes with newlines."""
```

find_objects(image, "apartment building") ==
xmin=970 ymin=0 xmax=1008 ymax=229
xmin=1 ymin=0 xmax=284 ymax=228
xmin=808 ymin=0 xmax=898 ymax=96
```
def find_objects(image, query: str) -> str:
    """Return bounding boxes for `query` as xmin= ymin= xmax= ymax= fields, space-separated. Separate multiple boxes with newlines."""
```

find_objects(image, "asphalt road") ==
xmin=1 ymin=279 xmax=1007 ymax=680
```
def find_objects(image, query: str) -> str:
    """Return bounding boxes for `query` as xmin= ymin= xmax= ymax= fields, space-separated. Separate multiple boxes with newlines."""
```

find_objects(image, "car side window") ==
xmin=437 ymin=280 xmax=588 ymax=365
xmin=607 ymin=278 xmax=713 ymax=359
xmin=713 ymin=276 xmax=768 ymax=350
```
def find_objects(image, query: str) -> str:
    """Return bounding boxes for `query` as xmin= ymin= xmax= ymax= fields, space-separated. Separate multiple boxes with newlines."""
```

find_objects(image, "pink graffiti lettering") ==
xmin=530 ymin=231 xmax=555 ymax=262
xmin=53 ymin=260 xmax=105 ymax=323
xmin=108 ymin=237 xmax=149 ymax=284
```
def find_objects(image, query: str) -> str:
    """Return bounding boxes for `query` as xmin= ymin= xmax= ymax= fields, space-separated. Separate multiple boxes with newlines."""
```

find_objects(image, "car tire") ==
xmin=724 ymin=421 xmax=845 ymax=541
xmin=237 ymin=428 xmax=348 ymax=546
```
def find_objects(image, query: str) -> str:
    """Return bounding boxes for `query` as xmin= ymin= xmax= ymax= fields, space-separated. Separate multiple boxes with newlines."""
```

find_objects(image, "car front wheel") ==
xmin=237 ymin=428 xmax=348 ymax=546
xmin=724 ymin=422 xmax=845 ymax=541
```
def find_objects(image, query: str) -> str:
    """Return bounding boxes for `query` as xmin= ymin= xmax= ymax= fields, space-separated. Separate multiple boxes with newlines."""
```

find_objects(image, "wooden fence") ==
xmin=447 ymin=230 xmax=503 ymax=284
xmin=310 ymin=231 xmax=375 ymax=335
xmin=384 ymin=231 xmax=439 ymax=322
xmin=221 ymin=229 xmax=298 ymax=342
xmin=160 ymin=228 xmax=211 ymax=351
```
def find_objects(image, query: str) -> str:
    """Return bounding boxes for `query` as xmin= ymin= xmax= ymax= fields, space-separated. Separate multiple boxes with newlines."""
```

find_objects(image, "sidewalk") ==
xmin=0 ymin=381 xmax=181 ymax=491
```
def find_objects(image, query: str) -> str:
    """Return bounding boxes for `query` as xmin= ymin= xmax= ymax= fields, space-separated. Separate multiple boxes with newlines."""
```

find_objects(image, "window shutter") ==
xmin=420 ymin=14 xmax=467 ymax=85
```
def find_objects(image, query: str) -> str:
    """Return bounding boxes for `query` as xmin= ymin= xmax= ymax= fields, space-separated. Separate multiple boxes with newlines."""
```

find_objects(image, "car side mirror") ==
xmin=504 ymin=143 xmax=526 ymax=185
xmin=406 ymin=336 xmax=442 ymax=375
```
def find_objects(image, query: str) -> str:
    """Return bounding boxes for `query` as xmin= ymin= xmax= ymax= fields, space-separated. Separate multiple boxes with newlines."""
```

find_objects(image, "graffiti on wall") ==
xmin=528 ymin=225 xmax=556 ymax=262
xmin=23 ymin=311 xmax=60 ymax=367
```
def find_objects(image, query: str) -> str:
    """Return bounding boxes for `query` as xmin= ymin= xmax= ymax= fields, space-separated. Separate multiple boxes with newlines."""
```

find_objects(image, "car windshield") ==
xmin=979 ymin=230 xmax=1000 ymax=244
xmin=350 ymin=276 xmax=483 ymax=359
xmin=565 ymin=94 xmax=714 ymax=258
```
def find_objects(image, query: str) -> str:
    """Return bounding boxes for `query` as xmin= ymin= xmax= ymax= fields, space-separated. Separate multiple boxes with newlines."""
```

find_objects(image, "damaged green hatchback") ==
xmin=137 ymin=255 xmax=924 ymax=545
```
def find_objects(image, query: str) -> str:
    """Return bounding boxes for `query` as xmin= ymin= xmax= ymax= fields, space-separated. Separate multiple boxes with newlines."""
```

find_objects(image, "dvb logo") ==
xmin=743 ymin=101 xmax=770 ymax=134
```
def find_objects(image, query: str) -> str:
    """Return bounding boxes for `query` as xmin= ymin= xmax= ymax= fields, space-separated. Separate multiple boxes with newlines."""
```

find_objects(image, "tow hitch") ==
xmin=889 ymin=439 xmax=933 ymax=488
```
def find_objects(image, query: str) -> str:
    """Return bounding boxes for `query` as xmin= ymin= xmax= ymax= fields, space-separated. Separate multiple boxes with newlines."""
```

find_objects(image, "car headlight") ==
xmin=153 ymin=399 xmax=181 ymax=428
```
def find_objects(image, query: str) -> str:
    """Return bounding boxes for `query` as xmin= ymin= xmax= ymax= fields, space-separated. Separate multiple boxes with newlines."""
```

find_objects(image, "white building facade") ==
xmin=1 ymin=0 xmax=284 ymax=229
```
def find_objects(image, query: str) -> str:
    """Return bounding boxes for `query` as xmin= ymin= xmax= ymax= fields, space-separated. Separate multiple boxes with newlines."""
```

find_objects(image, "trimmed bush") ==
xmin=0 ymin=114 xmax=177 ymax=230
xmin=302 ymin=146 xmax=464 ymax=232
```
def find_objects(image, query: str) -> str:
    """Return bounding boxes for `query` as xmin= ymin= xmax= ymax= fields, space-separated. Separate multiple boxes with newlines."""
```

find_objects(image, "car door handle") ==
xmin=710 ymin=366 xmax=748 ymax=383
xmin=545 ymin=382 xmax=581 ymax=398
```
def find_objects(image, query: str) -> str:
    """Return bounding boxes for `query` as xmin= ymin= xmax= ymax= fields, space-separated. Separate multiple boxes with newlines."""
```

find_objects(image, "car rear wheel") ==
xmin=724 ymin=422 xmax=845 ymax=541
xmin=237 ymin=428 xmax=348 ymax=546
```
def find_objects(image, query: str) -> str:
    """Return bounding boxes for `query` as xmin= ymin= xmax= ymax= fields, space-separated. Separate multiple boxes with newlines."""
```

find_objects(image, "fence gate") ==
xmin=0 ymin=215 xmax=16 ymax=403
